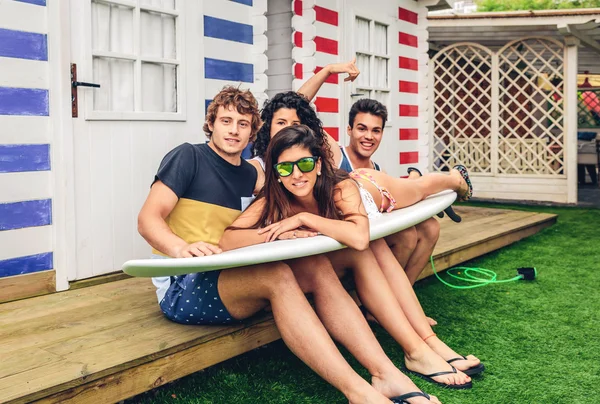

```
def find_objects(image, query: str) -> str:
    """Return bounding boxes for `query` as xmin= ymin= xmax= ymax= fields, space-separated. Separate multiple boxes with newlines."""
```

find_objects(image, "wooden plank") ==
xmin=0 ymin=360 xmax=86 ymax=404
xmin=0 ymin=348 xmax=61 ymax=380
xmin=0 ymin=294 xmax=150 ymax=353
xmin=3 ymin=315 xmax=278 ymax=404
xmin=34 ymin=318 xmax=281 ymax=404
xmin=68 ymin=272 xmax=131 ymax=290
xmin=435 ymin=212 xmax=556 ymax=257
xmin=0 ymin=270 xmax=55 ymax=304
xmin=0 ymin=277 xmax=152 ymax=317
xmin=434 ymin=211 xmax=540 ymax=252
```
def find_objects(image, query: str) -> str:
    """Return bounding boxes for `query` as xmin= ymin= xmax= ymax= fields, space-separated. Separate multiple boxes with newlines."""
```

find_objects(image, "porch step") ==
xmin=0 ymin=207 xmax=556 ymax=404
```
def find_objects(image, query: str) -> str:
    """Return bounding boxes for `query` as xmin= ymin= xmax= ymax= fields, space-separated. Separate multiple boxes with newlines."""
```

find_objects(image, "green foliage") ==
xmin=476 ymin=0 xmax=600 ymax=12
xmin=127 ymin=204 xmax=600 ymax=404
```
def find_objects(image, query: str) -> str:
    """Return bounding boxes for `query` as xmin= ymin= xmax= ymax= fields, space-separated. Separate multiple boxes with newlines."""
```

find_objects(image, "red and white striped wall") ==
xmin=397 ymin=4 xmax=421 ymax=176
xmin=291 ymin=0 xmax=341 ymax=140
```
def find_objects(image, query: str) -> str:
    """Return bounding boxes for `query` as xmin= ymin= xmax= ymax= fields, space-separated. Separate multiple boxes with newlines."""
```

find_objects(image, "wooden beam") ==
xmin=31 ymin=319 xmax=281 ymax=404
xmin=0 ymin=271 xmax=55 ymax=304
xmin=558 ymin=21 xmax=600 ymax=56
xmin=69 ymin=272 xmax=131 ymax=290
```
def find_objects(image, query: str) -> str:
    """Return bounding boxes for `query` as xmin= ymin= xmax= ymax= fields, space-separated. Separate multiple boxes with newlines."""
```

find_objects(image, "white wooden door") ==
xmin=69 ymin=0 xmax=204 ymax=279
xmin=342 ymin=0 xmax=398 ymax=175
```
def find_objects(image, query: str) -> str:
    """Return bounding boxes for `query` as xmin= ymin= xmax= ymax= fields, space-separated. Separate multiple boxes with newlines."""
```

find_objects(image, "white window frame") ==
xmin=350 ymin=9 xmax=393 ymax=126
xmin=82 ymin=0 xmax=186 ymax=121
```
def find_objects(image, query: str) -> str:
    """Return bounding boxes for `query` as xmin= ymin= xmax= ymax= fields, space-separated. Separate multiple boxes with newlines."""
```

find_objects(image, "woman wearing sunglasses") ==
xmin=221 ymin=125 xmax=483 ymax=394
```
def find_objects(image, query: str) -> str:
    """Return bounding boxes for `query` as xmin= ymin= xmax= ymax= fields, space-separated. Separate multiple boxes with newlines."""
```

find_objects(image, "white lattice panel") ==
xmin=497 ymin=37 xmax=565 ymax=176
xmin=431 ymin=44 xmax=493 ymax=174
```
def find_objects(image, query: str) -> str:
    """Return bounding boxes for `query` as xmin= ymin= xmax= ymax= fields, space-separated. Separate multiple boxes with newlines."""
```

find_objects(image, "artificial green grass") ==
xmin=127 ymin=204 xmax=600 ymax=404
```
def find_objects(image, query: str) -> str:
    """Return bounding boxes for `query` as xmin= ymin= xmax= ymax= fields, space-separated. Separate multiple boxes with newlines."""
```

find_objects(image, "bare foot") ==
xmin=425 ymin=335 xmax=480 ymax=373
xmin=426 ymin=316 xmax=437 ymax=327
xmin=449 ymin=169 xmax=467 ymax=197
xmin=404 ymin=344 xmax=471 ymax=387
xmin=347 ymin=390 xmax=398 ymax=404
xmin=371 ymin=368 xmax=439 ymax=404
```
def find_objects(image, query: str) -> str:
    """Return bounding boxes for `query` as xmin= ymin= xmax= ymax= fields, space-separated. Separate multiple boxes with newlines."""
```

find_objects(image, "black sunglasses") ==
xmin=274 ymin=156 xmax=319 ymax=177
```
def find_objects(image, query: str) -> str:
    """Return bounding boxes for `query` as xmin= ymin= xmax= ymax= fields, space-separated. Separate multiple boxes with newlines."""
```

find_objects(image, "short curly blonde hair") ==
xmin=203 ymin=86 xmax=261 ymax=141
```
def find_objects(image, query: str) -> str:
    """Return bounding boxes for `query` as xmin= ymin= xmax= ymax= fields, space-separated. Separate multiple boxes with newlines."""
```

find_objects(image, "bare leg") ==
xmin=288 ymin=255 xmax=440 ymax=403
xmin=404 ymin=219 xmax=440 ymax=285
xmin=369 ymin=239 xmax=481 ymax=372
xmin=384 ymin=227 xmax=417 ymax=269
xmin=362 ymin=169 xmax=467 ymax=209
xmin=385 ymin=222 xmax=439 ymax=326
xmin=218 ymin=262 xmax=392 ymax=404
xmin=327 ymin=249 xmax=471 ymax=388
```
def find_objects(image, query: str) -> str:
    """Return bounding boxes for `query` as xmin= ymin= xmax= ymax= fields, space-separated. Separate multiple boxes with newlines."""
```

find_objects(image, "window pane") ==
xmin=355 ymin=17 xmax=370 ymax=52
xmin=141 ymin=11 xmax=176 ymax=59
xmin=357 ymin=53 xmax=370 ymax=87
xmin=92 ymin=57 xmax=134 ymax=111
xmin=374 ymin=23 xmax=387 ymax=55
xmin=91 ymin=1 xmax=134 ymax=54
xmin=140 ymin=0 xmax=176 ymax=10
xmin=374 ymin=91 xmax=389 ymax=109
xmin=374 ymin=57 xmax=388 ymax=88
xmin=142 ymin=63 xmax=177 ymax=112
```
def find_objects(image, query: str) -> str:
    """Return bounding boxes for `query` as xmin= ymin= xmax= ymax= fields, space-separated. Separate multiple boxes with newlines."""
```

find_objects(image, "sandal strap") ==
xmin=406 ymin=167 xmax=422 ymax=177
xmin=391 ymin=391 xmax=431 ymax=403
xmin=446 ymin=355 xmax=467 ymax=364
xmin=423 ymin=364 xmax=457 ymax=378
xmin=453 ymin=164 xmax=473 ymax=200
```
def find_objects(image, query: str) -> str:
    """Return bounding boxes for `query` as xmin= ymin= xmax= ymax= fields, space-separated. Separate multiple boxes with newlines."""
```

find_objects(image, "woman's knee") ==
xmin=416 ymin=217 xmax=440 ymax=244
xmin=386 ymin=226 xmax=418 ymax=251
xmin=290 ymin=255 xmax=340 ymax=293
xmin=260 ymin=261 xmax=299 ymax=292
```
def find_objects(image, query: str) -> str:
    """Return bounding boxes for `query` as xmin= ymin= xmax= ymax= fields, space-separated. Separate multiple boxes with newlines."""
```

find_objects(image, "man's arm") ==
xmin=297 ymin=58 xmax=359 ymax=168
xmin=138 ymin=181 xmax=221 ymax=258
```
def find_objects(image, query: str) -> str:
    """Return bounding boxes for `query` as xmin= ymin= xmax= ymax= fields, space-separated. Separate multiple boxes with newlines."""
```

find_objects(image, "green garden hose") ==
xmin=430 ymin=256 xmax=537 ymax=289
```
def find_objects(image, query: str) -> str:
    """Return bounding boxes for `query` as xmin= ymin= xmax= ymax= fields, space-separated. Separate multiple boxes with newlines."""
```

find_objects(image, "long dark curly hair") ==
xmin=249 ymin=125 xmax=349 ymax=228
xmin=253 ymin=92 xmax=332 ymax=162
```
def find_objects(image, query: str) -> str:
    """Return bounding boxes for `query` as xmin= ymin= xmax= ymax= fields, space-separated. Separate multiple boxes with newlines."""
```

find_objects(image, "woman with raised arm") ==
xmin=222 ymin=126 xmax=483 ymax=393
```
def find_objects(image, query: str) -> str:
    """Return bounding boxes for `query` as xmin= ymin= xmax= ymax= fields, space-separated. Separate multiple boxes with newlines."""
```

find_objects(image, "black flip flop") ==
xmin=391 ymin=391 xmax=431 ymax=403
xmin=407 ymin=167 xmax=462 ymax=223
xmin=403 ymin=364 xmax=473 ymax=390
xmin=447 ymin=356 xmax=485 ymax=376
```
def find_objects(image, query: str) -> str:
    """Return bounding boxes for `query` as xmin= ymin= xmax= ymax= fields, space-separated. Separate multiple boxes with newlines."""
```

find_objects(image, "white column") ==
xmin=563 ymin=36 xmax=579 ymax=204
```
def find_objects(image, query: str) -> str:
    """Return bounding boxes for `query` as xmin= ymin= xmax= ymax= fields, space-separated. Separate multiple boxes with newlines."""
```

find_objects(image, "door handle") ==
xmin=351 ymin=93 xmax=365 ymax=97
xmin=71 ymin=63 xmax=101 ymax=117
xmin=72 ymin=81 xmax=100 ymax=88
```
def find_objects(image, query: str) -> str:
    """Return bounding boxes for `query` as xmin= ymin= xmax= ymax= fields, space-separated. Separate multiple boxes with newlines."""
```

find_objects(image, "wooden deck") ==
xmin=0 ymin=207 xmax=556 ymax=404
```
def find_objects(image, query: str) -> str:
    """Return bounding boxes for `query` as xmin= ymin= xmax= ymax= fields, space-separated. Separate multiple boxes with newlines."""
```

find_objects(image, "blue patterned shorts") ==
xmin=159 ymin=271 xmax=238 ymax=325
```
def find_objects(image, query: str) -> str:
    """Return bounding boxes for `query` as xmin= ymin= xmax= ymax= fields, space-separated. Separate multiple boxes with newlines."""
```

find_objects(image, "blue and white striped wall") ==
xmin=203 ymin=0 xmax=268 ymax=113
xmin=0 ymin=0 xmax=53 ymax=279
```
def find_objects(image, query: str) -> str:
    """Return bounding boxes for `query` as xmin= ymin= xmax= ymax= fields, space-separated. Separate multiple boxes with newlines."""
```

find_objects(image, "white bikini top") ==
xmin=250 ymin=156 xmax=266 ymax=171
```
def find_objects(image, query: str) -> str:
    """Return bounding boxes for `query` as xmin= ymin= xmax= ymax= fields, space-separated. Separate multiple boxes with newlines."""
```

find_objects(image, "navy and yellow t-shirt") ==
xmin=152 ymin=142 xmax=257 ymax=256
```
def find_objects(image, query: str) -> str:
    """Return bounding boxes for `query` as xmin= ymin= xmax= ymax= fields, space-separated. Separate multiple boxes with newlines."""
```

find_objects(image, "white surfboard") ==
xmin=122 ymin=190 xmax=456 ymax=277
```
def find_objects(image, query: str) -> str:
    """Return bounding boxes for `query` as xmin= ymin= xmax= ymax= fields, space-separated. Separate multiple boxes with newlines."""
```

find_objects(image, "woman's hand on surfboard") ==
xmin=175 ymin=241 xmax=222 ymax=258
xmin=258 ymin=214 xmax=306 ymax=243
xmin=277 ymin=230 xmax=319 ymax=241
